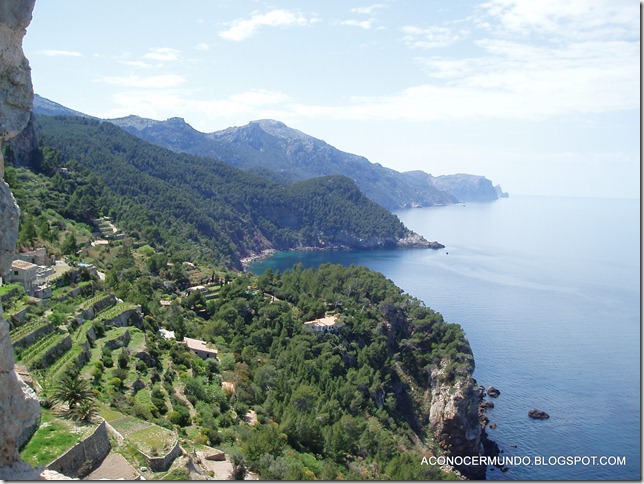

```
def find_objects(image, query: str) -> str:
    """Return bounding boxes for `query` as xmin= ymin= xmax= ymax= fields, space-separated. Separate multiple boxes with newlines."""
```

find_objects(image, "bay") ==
xmin=248 ymin=195 xmax=640 ymax=480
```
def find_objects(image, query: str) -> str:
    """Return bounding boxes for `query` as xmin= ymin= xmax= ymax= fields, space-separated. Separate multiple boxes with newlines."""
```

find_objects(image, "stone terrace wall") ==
xmin=76 ymin=294 xmax=116 ymax=323
xmin=107 ymin=307 xmax=143 ymax=329
xmin=46 ymin=420 xmax=111 ymax=478
xmin=138 ymin=440 xmax=182 ymax=472
xmin=36 ymin=334 xmax=72 ymax=370
xmin=12 ymin=322 xmax=53 ymax=349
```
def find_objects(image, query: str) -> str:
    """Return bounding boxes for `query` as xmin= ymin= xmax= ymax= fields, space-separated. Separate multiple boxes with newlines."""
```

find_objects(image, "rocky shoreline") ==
xmin=241 ymin=231 xmax=444 ymax=268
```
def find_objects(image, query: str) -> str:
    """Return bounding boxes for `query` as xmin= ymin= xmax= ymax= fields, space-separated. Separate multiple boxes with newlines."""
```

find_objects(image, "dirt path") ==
xmin=174 ymin=385 xmax=197 ymax=419
xmin=85 ymin=450 xmax=140 ymax=480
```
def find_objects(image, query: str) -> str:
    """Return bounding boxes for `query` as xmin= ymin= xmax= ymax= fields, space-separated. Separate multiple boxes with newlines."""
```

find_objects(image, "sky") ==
xmin=23 ymin=0 xmax=640 ymax=199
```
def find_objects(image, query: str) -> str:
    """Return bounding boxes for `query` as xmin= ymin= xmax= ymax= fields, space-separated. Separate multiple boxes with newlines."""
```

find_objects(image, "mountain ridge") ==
xmin=33 ymin=95 xmax=507 ymax=209
xmin=33 ymin=115 xmax=440 ymax=269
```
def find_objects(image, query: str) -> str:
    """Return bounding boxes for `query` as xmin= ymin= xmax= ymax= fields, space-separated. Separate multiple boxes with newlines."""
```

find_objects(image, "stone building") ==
xmin=8 ymin=259 xmax=38 ymax=293
xmin=303 ymin=315 xmax=344 ymax=333
xmin=183 ymin=337 xmax=218 ymax=360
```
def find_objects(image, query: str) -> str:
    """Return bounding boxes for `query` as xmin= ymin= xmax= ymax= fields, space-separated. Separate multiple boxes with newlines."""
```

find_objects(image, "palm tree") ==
xmin=51 ymin=373 xmax=97 ymax=421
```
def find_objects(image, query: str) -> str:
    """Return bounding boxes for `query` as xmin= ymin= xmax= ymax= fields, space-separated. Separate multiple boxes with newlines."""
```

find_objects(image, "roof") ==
xmin=11 ymin=259 xmax=38 ymax=271
xmin=303 ymin=315 xmax=342 ymax=329
xmin=183 ymin=337 xmax=217 ymax=355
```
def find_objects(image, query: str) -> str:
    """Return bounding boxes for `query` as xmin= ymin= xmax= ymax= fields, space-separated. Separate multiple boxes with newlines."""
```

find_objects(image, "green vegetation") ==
xmin=32 ymin=116 xmax=410 ymax=267
xmin=50 ymin=372 xmax=97 ymax=422
xmin=20 ymin=408 xmax=95 ymax=467
xmin=10 ymin=118 xmax=476 ymax=480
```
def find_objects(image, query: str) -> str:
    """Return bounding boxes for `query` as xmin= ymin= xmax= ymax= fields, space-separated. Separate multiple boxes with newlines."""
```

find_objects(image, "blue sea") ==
xmin=248 ymin=195 xmax=640 ymax=480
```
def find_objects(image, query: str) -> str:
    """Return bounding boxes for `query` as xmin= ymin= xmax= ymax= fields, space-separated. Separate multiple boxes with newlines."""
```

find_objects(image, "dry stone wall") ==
xmin=46 ymin=420 xmax=111 ymax=478
xmin=138 ymin=441 xmax=182 ymax=472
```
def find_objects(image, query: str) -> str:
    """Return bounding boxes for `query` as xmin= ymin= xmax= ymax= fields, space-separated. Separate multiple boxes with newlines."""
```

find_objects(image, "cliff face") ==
xmin=0 ymin=0 xmax=43 ymax=480
xmin=5 ymin=112 xmax=39 ymax=169
xmin=430 ymin=173 xmax=499 ymax=203
xmin=0 ymin=0 xmax=34 ymax=172
xmin=428 ymin=361 xmax=486 ymax=479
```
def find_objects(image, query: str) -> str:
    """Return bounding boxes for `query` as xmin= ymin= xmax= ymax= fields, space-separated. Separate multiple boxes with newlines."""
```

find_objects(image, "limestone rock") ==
xmin=0 ymin=179 xmax=19 ymax=280
xmin=428 ymin=361 xmax=484 ymax=479
xmin=0 ymin=0 xmax=40 ymax=479
xmin=0 ymin=319 xmax=41 ymax=466
xmin=528 ymin=409 xmax=550 ymax=420
xmin=487 ymin=386 xmax=501 ymax=398
xmin=0 ymin=1 xmax=35 ymax=138
xmin=479 ymin=400 xmax=494 ymax=410
xmin=5 ymin=112 xmax=39 ymax=169
xmin=40 ymin=469 xmax=78 ymax=480
xmin=0 ymin=459 xmax=42 ymax=480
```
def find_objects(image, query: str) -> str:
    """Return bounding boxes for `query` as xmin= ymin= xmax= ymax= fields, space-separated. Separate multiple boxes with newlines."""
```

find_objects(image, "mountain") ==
xmin=33 ymin=116 xmax=439 ymax=268
xmin=405 ymin=171 xmax=501 ymax=203
xmin=32 ymin=94 xmax=92 ymax=118
xmin=109 ymin=116 xmax=458 ymax=210
xmin=32 ymin=96 xmax=506 ymax=209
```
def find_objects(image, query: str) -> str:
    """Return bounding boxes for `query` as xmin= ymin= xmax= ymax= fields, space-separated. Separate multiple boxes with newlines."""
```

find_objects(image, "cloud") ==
xmin=228 ymin=89 xmax=289 ymax=106
xmin=480 ymin=0 xmax=637 ymax=40
xmin=142 ymin=47 xmax=181 ymax=62
xmin=219 ymin=9 xmax=318 ymax=42
xmin=401 ymin=25 xmax=466 ymax=49
xmin=195 ymin=43 xmax=210 ymax=51
xmin=38 ymin=50 xmax=82 ymax=57
xmin=99 ymin=74 xmax=187 ymax=89
xmin=340 ymin=19 xmax=377 ymax=30
xmin=100 ymin=88 xmax=290 ymax=124
xmin=350 ymin=4 xmax=387 ymax=15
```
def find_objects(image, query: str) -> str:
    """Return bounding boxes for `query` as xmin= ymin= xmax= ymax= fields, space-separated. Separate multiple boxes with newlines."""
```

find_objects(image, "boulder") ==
xmin=487 ymin=386 xmax=501 ymax=398
xmin=135 ymin=351 xmax=156 ymax=367
xmin=131 ymin=378 xmax=145 ymax=395
xmin=528 ymin=409 xmax=550 ymax=420
xmin=479 ymin=400 xmax=494 ymax=410
xmin=205 ymin=451 xmax=226 ymax=462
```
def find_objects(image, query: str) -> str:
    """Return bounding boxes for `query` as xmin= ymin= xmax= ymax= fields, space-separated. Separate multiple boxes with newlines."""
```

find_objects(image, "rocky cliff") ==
xmin=405 ymin=171 xmax=500 ymax=203
xmin=0 ymin=0 xmax=43 ymax=480
xmin=428 ymin=361 xmax=486 ymax=479
xmin=0 ymin=0 xmax=34 ymax=174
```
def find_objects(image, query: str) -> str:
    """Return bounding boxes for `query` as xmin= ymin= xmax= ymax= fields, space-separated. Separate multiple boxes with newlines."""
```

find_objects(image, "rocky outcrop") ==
xmin=528 ymin=409 xmax=550 ymax=420
xmin=396 ymin=231 xmax=445 ymax=249
xmin=4 ymin=112 xmax=39 ymax=169
xmin=0 ymin=1 xmax=43 ymax=480
xmin=487 ymin=386 xmax=501 ymax=398
xmin=0 ymin=180 xmax=20 ymax=275
xmin=430 ymin=173 xmax=499 ymax=203
xmin=428 ymin=362 xmax=485 ymax=479
xmin=332 ymin=229 xmax=442 ymax=250
xmin=494 ymin=184 xmax=509 ymax=198
xmin=0 ymin=0 xmax=35 ymax=176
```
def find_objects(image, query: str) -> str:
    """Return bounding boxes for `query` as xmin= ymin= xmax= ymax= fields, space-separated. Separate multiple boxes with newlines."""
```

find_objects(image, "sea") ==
xmin=248 ymin=195 xmax=641 ymax=480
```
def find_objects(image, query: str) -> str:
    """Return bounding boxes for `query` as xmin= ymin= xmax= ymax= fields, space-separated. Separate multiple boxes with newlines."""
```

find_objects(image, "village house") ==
xmin=8 ymin=259 xmax=38 ymax=294
xmin=15 ymin=247 xmax=54 ymax=267
xmin=303 ymin=315 xmax=344 ymax=333
xmin=183 ymin=337 xmax=218 ymax=360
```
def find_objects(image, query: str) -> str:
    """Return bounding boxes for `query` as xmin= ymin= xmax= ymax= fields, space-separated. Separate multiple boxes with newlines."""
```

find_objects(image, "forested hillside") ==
xmin=6 ymin=162 xmax=477 ymax=478
xmin=31 ymin=116 xmax=433 ymax=269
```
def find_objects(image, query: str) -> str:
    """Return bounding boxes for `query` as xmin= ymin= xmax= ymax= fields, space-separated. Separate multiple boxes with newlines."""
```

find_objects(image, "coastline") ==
xmin=241 ymin=235 xmax=445 ymax=270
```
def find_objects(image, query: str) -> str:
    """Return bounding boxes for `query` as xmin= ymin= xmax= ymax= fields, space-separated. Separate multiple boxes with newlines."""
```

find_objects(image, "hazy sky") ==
xmin=24 ymin=1 xmax=639 ymax=198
